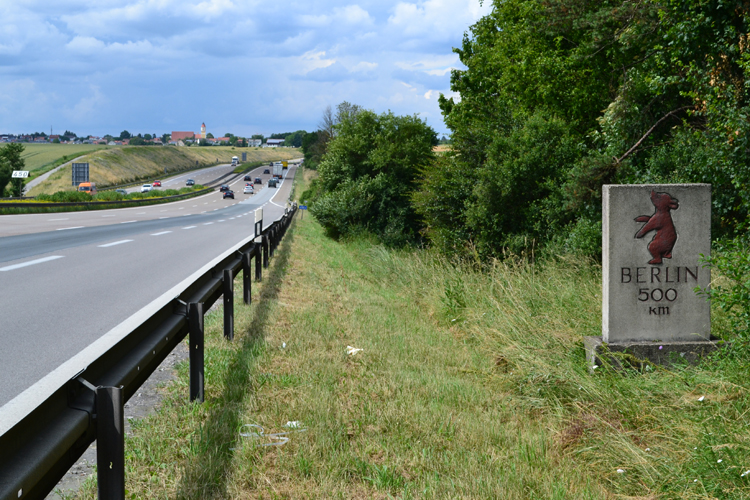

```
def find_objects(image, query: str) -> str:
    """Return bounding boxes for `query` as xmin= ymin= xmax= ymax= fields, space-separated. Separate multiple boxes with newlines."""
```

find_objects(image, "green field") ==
xmin=19 ymin=143 xmax=114 ymax=174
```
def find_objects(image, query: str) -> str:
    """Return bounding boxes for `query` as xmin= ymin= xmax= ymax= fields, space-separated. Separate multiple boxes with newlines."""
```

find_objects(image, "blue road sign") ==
xmin=299 ymin=205 xmax=308 ymax=210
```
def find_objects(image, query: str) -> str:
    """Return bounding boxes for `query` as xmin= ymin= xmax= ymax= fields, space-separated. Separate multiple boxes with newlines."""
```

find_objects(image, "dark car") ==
xmin=263 ymin=169 xmax=270 ymax=174
xmin=244 ymin=175 xmax=252 ymax=181
xmin=268 ymin=179 xmax=277 ymax=188
xmin=223 ymin=190 xmax=235 ymax=199
xmin=115 ymin=189 xmax=128 ymax=196
xmin=186 ymin=179 xmax=195 ymax=186
xmin=219 ymin=184 xmax=230 ymax=192
xmin=254 ymin=177 xmax=262 ymax=184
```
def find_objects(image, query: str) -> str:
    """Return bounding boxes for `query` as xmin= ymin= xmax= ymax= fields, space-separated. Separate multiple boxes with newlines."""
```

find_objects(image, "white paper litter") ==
xmin=346 ymin=345 xmax=363 ymax=355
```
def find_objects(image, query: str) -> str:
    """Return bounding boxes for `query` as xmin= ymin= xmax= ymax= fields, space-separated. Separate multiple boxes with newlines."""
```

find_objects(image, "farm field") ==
xmin=27 ymin=146 xmax=299 ymax=195
xmin=19 ymin=144 xmax=114 ymax=173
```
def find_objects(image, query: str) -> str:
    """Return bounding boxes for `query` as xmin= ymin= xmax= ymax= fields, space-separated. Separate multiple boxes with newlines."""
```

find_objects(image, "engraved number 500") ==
xmin=638 ymin=288 xmax=678 ymax=302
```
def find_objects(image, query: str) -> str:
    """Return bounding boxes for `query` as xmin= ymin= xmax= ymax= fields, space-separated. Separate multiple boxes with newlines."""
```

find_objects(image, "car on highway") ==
xmin=219 ymin=184 xmax=230 ymax=192
xmin=254 ymin=177 xmax=262 ymax=184
xmin=186 ymin=179 xmax=195 ymax=186
xmin=152 ymin=180 xmax=162 ymax=187
xmin=141 ymin=184 xmax=153 ymax=193
xmin=244 ymin=175 xmax=252 ymax=181
xmin=243 ymin=185 xmax=254 ymax=194
xmin=115 ymin=189 xmax=128 ymax=196
xmin=263 ymin=169 xmax=270 ymax=174
xmin=223 ymin=190 xmax=235 ymax=199
xmin=268 ymin=179 xmax=277 ymax=188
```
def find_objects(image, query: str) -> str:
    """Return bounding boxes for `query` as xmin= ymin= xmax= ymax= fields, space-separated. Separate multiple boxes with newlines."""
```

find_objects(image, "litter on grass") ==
xmin=346 ymin=345 xmax=363 ymax=356
xmin=698 ymin=396 xmax=705 ymax=401
xmin=231 ymin=423 xmax=307 ymax=449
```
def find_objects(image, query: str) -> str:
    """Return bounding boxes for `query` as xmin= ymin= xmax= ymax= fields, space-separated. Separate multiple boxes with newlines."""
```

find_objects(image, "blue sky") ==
xmin=0 ymin=0 xmax=491 ymax=138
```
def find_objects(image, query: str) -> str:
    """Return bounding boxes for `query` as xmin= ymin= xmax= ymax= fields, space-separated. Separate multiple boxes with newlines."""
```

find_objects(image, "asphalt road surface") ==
xmin=0 ymin=163 xmax=297 ymax=411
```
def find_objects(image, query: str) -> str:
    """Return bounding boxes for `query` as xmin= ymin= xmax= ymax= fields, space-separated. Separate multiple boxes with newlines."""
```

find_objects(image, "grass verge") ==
xmin=66 ymin=175 xmax=750 ymax=499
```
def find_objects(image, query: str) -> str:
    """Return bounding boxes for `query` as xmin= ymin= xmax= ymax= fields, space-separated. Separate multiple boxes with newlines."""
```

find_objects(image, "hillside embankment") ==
xmin=27 ymin=146 xmax=299 ymax=196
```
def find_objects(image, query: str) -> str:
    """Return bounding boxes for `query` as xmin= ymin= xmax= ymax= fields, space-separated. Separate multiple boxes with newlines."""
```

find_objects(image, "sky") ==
xmin=0 ymin=0 xmax=492 ymax=139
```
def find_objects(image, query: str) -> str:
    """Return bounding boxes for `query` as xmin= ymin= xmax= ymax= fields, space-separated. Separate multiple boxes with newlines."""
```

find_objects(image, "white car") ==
xmin=243 ymin=185 xmax=254 ymax=194
xmin=141 ymin=184 xmax=153 ymax=193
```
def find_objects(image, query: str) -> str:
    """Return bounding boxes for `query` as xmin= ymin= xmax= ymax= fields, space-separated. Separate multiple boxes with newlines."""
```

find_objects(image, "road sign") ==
xmin=72 ymin=163 xmax=89 ymax=186
xmin=299 ymin=205 xmax=308 ymax=210
xmin=11 ymin=171 xmax=29 ymax=178
xmin=242 ymin=152 xmax=247 ymax=162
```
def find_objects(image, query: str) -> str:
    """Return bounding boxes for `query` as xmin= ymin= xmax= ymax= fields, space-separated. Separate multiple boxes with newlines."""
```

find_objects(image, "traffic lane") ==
xmin=0 ymin=183 xmax=279 ymax=264
xmin=0 ymin=164 xmax=273 ymax=238
xmin=0 ymin=207 xmax=270 ymax=408
xmin=124 ymin=163 xmax=236 ymax=194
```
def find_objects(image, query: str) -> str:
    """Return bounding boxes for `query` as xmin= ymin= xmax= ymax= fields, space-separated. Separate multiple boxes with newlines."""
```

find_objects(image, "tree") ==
xmin=144 ymin=133 xmax=152 ymax=140
xmin=119 ymin=130 xmax=131 ymax=140
xmin=0 ymin=143 xmax=26 ymax=197
xmin=310 ymin=107 xmax=437 ymax=246
xmin=162 ymin=133 xmax=170 ymax=144
xmin=206 ymin=132 xmax=215 ymax=139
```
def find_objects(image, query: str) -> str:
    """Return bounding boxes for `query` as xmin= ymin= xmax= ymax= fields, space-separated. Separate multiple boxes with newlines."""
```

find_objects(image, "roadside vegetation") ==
xmin=26 ymin=146 xmax=298 ymax=196
xmin=19 ymin=143 xmax=112 ymax=178
xmin=0 ymin=185 xmax=208 ymax=215
xmin=64 ymin=169 xmax=750 ymax=499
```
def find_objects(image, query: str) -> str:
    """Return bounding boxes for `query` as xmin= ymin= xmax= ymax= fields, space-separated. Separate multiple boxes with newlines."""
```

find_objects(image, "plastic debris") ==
xmin=645 ymin=448 xmax=650 ymax=452
xmin=592 ymin=365 xmax=599 ymax=370
xmin=741 ymin=470 xmax=750 ymax=477
xmin=346 ymin=346 xmax=363 ymax=356
xmin=232 ymin=422 xmax=307 ymax=450
xmin=717 ymin=459 xmax=723 ymax=463
xmin=282 ymin=342 xmax=287 ymax=349
xmin=284 ymin=421 xmax=303 ymax=429
xmin=617 ymin=469 xmax=625 ymax=473
xmin=698 ymin=396 xmax=705 ymax=401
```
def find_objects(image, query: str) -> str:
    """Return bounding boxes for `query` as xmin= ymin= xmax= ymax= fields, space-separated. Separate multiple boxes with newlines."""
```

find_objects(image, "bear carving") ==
xmin=634 ymin=190 xmax=679 ymax=265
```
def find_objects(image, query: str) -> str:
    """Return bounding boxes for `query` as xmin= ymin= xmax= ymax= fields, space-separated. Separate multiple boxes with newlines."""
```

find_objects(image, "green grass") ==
xmin=66 ymin=169 xmax=750 ymax=499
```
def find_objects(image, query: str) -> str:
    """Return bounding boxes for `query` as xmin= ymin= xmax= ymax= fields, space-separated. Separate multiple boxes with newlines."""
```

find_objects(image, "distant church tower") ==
xmin=200 ymin=122 xmax=206 ymax=139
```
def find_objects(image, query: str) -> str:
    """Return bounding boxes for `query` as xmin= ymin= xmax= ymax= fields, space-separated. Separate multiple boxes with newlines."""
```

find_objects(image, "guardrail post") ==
xmin=188 ymin=302 xmax=204 ymax=402
xmin=269 ymin=227 xmax=276 ymax=258
xmin=223 ymin=269 xmax=234 ymax=341
xmin=242 ymin=249 xmax=252 ymax=305
xmin=263 ymin=234 xmax=269 ymax=269
xmin=255 ymin=243 xmax=262 ymax=281
xmin=96 ymin=385 xmax=124 ymax=500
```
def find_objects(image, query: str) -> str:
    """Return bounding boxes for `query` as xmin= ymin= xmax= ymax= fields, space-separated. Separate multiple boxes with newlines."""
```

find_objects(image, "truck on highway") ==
xmin=231 ymin=156 xmax=239 ymax=167
xmin=273 ymin=162 xmax=283 ymax=179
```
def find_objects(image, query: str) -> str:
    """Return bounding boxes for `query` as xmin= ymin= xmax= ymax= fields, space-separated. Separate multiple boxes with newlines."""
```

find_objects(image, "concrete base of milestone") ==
xmin=584 ymin=336 xmax=726 ymax=371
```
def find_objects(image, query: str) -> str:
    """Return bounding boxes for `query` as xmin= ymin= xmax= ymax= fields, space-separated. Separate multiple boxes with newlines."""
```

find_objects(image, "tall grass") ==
xmin=66 ymin=197 xmax=749 ymax=499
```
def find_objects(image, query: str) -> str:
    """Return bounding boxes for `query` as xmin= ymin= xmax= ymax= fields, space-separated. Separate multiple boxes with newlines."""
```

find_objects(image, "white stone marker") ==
xmin=603 ymin=184 xmax=711 ymax=343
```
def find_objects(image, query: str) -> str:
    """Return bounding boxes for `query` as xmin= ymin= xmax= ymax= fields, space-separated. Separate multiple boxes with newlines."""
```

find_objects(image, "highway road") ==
xmin=0 ymin=162 xmax=298 ymax=413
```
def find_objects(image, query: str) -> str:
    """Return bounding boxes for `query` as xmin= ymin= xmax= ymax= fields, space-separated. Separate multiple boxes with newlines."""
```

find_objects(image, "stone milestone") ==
xmin=602 ymin=184 xmax=711 ymax=343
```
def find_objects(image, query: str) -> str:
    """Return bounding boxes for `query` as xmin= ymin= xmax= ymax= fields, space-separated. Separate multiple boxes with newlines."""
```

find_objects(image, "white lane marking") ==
xmin=151 ymin=231 xmax=172 ymax=236
xmin=120 ymin=220 xmax=137 ymax=224
xmin=101 ymin=215 xmax=116 ymax=218
xmin=56 ymin=226 xmax=85 ymax=231
xmin=179 ymin=207 xmax=184 ymax=210
xmin=213 ymin=209 xmax=218 ymax=211
xmin=0 ymin=255 xmax=64 ymax=272
xmin=159 ymin=217 xmax=170 ymax=219
xmin=98 ymin=239 xmax=133 ymax=248
xmin=183 ymin=214 xmax=191 ymax=216
xmin=192 ymin=205 xmax=197 ymax=207
xmin=201 ymin=211 xmax=206 ymax=213
xmin=218 ymin=220 xmax=225 ymax=222
xmin=203 ymin=222 xmax=213 ymax=225
xmin=203 ymin=203 xmax=208 ymax=205
xmin=229 ymin=217 xmax=236 ymax=220
xmin=48 ymin=218 xmax=69 ymax=221
xmin=183 ymin=226 xmax=196 ymax=229
xmin=136 ymin=212 xmax=146 ymax=215
xmin=160 ymin=210 xmax=167 ymax=212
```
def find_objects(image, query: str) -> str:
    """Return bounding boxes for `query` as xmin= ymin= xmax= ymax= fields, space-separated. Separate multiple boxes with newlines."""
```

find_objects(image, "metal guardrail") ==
xmin=0 ymin=204 xmax=298 ymax=500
